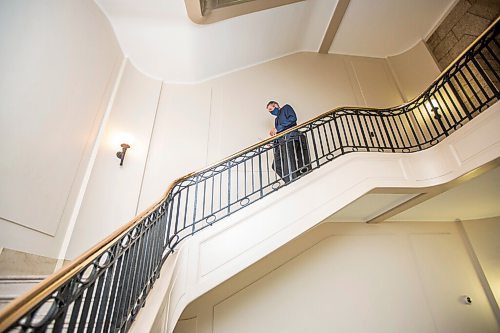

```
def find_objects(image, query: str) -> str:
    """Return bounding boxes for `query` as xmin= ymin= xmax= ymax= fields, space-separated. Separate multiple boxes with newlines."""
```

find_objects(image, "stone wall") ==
xmin=426 ymin=0 xmax=499 ymax=70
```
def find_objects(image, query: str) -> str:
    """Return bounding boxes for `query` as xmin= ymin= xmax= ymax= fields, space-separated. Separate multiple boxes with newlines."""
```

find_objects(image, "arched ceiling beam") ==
xmin=319 ymin=0 xmax=351 ymax=53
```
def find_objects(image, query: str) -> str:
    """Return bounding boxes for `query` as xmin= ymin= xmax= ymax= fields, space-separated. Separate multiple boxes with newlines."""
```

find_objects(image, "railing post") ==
xmin=447 ymin=74 xmax=473 ymax=120
xmin=309 ymin=125 xmax=321 ymax=168
xmin=381 ymin=115 xmax=395 ymax=152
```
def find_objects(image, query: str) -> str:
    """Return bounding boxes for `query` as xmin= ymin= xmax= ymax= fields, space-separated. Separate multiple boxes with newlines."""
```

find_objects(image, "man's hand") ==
xmin=269 ymin=128 xmax=277 ymax=136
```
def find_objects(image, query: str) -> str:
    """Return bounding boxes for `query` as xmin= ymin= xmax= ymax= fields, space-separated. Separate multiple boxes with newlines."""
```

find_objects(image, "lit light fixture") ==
xmin=425 ymin=99 xmax=441 ymax=120
xmin=116 ymin=143 xmax=130 ymax=166
xmin=431 ymin=107 xmax=441 ymax=120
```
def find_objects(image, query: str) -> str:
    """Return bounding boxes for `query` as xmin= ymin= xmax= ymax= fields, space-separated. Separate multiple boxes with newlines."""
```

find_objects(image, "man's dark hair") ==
xmin=267 ymin=101 xmax=278 ymax=108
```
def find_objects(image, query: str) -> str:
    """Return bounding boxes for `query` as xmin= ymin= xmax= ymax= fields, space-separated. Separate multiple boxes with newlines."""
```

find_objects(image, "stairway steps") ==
xmin=0 ymin=276 xmax=46 ymax=311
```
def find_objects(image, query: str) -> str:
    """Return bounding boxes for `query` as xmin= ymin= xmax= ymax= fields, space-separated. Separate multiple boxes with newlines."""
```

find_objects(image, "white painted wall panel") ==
xmin=137 ymin=84 xmax=212 ymax=212
xmin=0 ymin=0 xmax=123 ymax=257
xmin=66 ymin=62 xmax=161 ymax=258
xmin=348 ymin=56 xmax=403 ymax=108
xmin=387 ymin=41 xmax=441 ymax=101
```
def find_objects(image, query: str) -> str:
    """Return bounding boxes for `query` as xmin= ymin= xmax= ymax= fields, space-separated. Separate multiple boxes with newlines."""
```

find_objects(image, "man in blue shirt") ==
xmin=267 ymin=101 xmax=310 ymax=183
xmin=267 ymin=101 xmax=297 ymax=136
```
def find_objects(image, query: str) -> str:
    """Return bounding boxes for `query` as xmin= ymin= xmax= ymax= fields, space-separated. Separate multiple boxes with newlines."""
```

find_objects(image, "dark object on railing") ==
xmin=272 ymin=131 xmax=311 ymax=183
xmin=1 ymin=18 xmax=499 ymax=333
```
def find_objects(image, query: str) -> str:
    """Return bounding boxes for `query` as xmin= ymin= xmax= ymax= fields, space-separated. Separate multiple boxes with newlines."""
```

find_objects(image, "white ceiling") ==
xmin=95 ymin=0 xmax=457 ymax=83
xmin=325 ymin=166 xmax=500 ymax=223
xmin=330 ymin=0 xmax=458 ymax=56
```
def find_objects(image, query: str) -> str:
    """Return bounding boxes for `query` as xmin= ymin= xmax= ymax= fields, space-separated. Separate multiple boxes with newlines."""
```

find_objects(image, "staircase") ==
xmin=0 ymin=18 xmax=499 ymax=333
xmin=0 ymin=276 xmax=46 ymax=312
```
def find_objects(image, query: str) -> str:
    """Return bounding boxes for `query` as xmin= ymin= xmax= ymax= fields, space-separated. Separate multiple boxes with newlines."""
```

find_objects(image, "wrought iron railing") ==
xmin=0 ymin=18 xmax=498 ymax=333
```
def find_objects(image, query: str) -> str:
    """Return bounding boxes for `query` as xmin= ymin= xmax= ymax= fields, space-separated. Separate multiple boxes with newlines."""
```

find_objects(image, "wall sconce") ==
xmin=116 ymin=143 xmax=130 ymax=166
xmin=425 ymin=99 xmax=441 ymax=120
xmin=431 ymin=107 xmax=441 ymax=120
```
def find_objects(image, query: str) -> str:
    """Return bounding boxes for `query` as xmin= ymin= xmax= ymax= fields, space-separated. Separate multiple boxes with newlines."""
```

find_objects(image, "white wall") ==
xmin=387 ymin=40 xmax=441 ymax=101
xmin=66 ymin=61 xmax=161 ymax=259
xmin=463 ymin=217 xmax=500 ymax=308
xmin=136 ymin=84 xmax=212 ymax=211
xmin=174 ymin=222 xmax=498 ymax=333
xmin=0 ymin=0 xmax=123 ymax=258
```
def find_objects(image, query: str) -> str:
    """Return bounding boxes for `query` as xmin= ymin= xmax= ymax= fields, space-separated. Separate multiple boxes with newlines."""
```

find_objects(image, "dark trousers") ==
xmin=272 ymin=133 xmax=311 ymax=183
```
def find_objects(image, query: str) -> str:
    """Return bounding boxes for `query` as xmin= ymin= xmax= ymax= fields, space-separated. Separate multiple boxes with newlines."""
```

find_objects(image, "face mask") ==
xmin=270 ymin=107 xmax=279 ymax=116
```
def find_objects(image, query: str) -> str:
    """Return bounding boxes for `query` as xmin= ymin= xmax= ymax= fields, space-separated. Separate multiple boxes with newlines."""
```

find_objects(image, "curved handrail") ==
xmin=0 ymin=17 xmax=498 ymax=333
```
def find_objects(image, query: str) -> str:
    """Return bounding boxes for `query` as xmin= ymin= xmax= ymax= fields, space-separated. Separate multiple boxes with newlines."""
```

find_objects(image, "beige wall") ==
xmin=388 ymin=41 xmax=441 ymax=101
xmin=0 ymin=0 xmax=123 ymax=258
xmin=174 ymin=221 xmax=498 ymax=333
